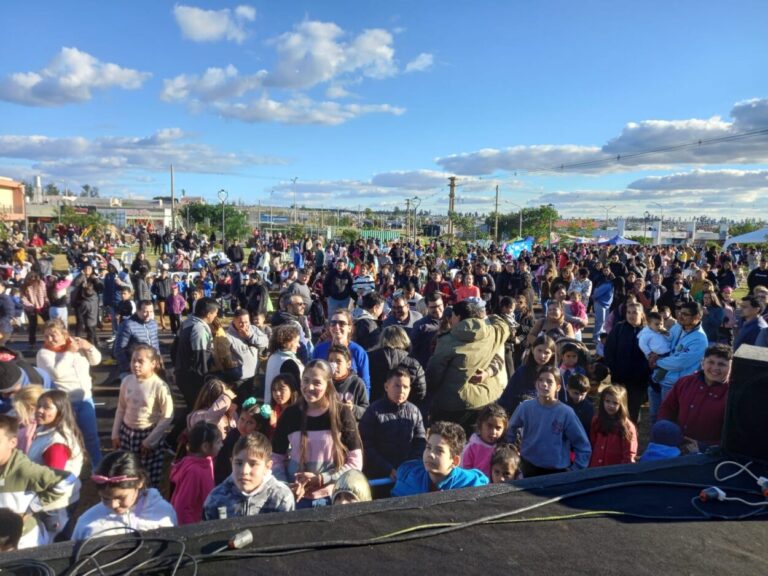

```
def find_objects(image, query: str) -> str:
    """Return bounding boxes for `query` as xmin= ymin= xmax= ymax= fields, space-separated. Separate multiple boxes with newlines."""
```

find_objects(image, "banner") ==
xmin=504 ymin=237 xmax=534 ymax=259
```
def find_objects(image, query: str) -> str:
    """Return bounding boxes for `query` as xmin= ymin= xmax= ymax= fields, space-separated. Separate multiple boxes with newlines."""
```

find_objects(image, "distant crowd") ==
xmin=0 ymin=221 xmax=766 ymax=552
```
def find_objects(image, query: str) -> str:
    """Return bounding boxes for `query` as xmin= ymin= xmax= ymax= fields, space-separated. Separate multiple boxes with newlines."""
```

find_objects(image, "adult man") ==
xmin=747 ymin=258 xmax=768 ymax=294
xmin=382 ymin=295 xmax=422 ymax=339
xmin=114 ymin=300 xmax=160 ymax=377
xmin=271 ymin=293 xmax=313 ymax=363
xmin=733 ymin=296 xmax=768 ymax=350
xmin=410 ymin=292 xmax=444 ymax=370
xmin=648 ymin=301 xmax=708 ymax=421
xmin=353 ymin=292 xmax=384 ymax=351
xmin=226 ymin=239 xmax=245 ymax=264
xmin=658 ymin=344 xmax=732 ymax=447
xmin=323 ymin=258 xmax=354 ymax=317
xmin=284 ymin=267 xmax=312 ymax=308
xmin=175 ymin=297 xmax=219 ymax=408
xmin=426 ymin=300 xmax=509 ymax=433
xmin=226 ymin=308 xmax=269 ymax=401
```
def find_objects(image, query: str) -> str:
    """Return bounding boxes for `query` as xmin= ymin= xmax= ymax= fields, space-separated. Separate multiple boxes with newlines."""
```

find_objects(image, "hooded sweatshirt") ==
xmin=391 ymin=459 xmax=488 ymax=497
xmin=170 ymin=455 xmax=215 ymax=525
xmin=426 ymin=315 xmax=510 ymax=412
xmin=72 ymin=488 xmax=177 ymax=540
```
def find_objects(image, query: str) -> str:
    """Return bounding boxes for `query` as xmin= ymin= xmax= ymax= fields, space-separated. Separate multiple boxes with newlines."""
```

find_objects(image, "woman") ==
xmin=71 ymin=264 xmax=103 ymax=345
xmin=367 ymin=325 xmax=426 ymax=406
xmin=513 ymin=295 xmax=535 ymax=368
xmin=716 ymin=262 xmax=737 ymax=292
xmin=527 ymin=301 xmax=575 ymax=345
xmin=36 ymin=319 xmax=103 ymax=466
xmin=312 ymin=309 xmax=370 ymax=392
xmin=21 ymin=272 xmax=49 ymax=346
xmin=454 ymin=273 xmax=481 ymax=302
xmin=701 ymin=290 xmax=726 ymax=345
xmin=263 ymin=323 xmax=304 ymax=404
xmin=603 ymin=303 xmax=650 ymax=423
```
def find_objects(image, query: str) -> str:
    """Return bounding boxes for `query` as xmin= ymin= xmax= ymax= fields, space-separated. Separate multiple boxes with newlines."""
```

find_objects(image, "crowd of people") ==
xmin=0 ymin=222 xmax=765 ymax=552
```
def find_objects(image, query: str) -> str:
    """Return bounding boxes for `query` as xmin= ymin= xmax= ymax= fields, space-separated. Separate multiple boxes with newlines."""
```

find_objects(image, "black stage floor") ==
xmin=3 ymin=454 xmax=767 ymax=575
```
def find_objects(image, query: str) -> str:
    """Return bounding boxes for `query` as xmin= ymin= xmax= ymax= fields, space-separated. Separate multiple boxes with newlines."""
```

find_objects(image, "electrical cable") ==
xmin=714 ymin=460 xmax=760 ymax=483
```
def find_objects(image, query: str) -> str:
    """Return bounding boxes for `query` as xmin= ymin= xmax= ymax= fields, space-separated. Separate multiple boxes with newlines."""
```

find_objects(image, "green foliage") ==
xmin=486 ymin=204 xmax=559 ymax=242
xmin=448 ymin=211 xmax=476 ymax=237
xmin=339 ymin=228 xmax=359 ymax=245
xmin=182 ymin=202 xmax=250 ymax=240
xmin=628 ymin=236 xmax=652 ymax=246
xmin=729 ymin=219 xmax=766 ymax=237
xmin=80 ymin=184 xmax=100 ymax=198
xmin=45 ymin=183 xmax=60 ymax=196
xmin=60 ymin=205 xmax=109 ymax=231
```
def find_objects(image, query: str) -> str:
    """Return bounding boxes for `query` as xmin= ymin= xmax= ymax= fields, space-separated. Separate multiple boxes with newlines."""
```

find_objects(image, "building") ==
xmin=0 ymin=177 xmax=26 ymax=224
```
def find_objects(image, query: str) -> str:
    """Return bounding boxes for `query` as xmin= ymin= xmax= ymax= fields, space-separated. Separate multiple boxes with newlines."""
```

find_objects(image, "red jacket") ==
xmin=589 ymin=416 xmax=637 ymax=467
xmin=658 ymin=372 xmax=729 ymax=445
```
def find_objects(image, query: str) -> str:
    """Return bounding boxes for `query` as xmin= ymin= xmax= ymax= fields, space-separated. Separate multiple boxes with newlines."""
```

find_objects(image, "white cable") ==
xmin=714 ymin=460 xmax=759 ymax=483
xmin=724 ymin=496 xmax=768 ymax=508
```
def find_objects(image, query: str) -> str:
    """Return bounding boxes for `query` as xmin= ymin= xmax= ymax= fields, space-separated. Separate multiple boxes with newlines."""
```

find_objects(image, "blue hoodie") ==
xmin=391 ymin=459 xmax=488 ymax=497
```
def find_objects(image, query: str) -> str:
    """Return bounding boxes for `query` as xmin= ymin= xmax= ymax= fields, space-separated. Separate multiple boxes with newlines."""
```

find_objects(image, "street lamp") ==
xmin=648 ymin=201 xmax=663 ymax=245
xmin=605 ymin=205 xmax=617 ymax=230
xmin=501 ymin=200 xmax=524 ymax=239
xmin=547 ymin=203 xmax=555 ymax=249
xmin=643 ymin=211 xmax=650 ymax=244
xmin=218 ymin=188 xmax=228 ymax=248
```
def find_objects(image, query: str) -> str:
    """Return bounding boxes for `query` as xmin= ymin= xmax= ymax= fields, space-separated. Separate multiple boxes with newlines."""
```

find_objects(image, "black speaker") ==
xmin=722 ymin=344 xmax=768 ymax=461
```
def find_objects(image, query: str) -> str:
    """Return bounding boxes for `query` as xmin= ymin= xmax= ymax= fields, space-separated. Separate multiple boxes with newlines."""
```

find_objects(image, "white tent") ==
xmin=724 ymin=227 xmax=768 ymax=249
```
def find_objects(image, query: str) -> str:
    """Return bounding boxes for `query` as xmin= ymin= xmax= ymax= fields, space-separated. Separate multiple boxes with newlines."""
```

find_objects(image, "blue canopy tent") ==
xmin=599 ymin=235 xmax=640 ymax=246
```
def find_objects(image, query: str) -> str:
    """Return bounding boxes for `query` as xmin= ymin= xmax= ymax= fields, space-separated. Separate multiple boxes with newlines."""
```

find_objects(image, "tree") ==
xmin=485 ymin=204 xmax=559 ymax=243
xmin=60 ymin=205 xmax=109 ymax=231
xmin=45 ymin=183 xmax=61 ymax=196
xmin=729 ymin=219 xmax=766 ymax=237
xmin=182 ymin=202 xmax=250 ymax=240
xmin=80 ymin=184 xmax=100 ymax=198
xmin=448 ymin=211 xmax=476 ymax=238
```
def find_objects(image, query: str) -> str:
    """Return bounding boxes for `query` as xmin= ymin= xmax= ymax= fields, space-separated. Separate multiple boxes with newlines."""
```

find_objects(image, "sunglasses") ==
xmin=329 ymin=320 xmax=349 ymax=327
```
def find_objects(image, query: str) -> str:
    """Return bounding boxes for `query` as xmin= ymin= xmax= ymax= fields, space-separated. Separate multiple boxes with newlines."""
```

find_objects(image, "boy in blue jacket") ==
xmin=391 ymin=421 xmax=488 ymax=496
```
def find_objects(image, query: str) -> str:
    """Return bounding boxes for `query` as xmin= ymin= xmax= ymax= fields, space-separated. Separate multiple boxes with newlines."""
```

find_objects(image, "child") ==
xmin=72 ymin=451 xmax=176 ymax=540
xmin=358 ymin=367 xmax=426 ymax=480
xmin=187 ymin=378 xmax=238 ymax=442
xmin=566 ymin=290 xmax=588 ymax=340
xmin=558 ymin=341 xmax=588 ymax=399
xmin=460 ymin=403 xmax=508 ymax=478
xmin=0 ymin=414 xmax=73 ymax=548
xmin=170 ymin=421 xmax=222 ymax=525
xmin=638 ymin=311 xmax=671 ymax=383
xmin=490 ymin=443 xmax=522 ymax=483
xmin=639 ymin=420 xmax=684 ymax=462
xmin=271 ymin=359 xmax=363 ymax=508
xmin=331 ymin=470 xmax=372 ymax=505
xmin=328 ymin=344 xmax=369 ymax=420
xmin=111 ymin=344 xmax=175 ymax=488
xmin=589 ymin=385 xmax=638 ymax=467
xmin=203 ymin=432 xmax=295 ymax=520
xmin=660 ymin=305 xmax=677 ymax=331
xmin=270 ymin=372 xmax=300 ymax=432
xmin=507 ymin=367 xmax=592 ymax=477
xmin=214 ymin=398 xmax=271 ymax=484
xmin=0 ymin=508 xmax=23 ymax=552
xmin=11 ymin=384 xmax=44 ymax=454
xmin=565 ymin=373 xmax=594 ymax=435
xmin=391 ymin=420 xmax=488 ymax=496
xmin=498 ymin=335 xmax=557 ymax=414
xmin=166 ymin=283 xmax=188 ymax=335
xmin=253 ymin=311 xmax=272 ymax=340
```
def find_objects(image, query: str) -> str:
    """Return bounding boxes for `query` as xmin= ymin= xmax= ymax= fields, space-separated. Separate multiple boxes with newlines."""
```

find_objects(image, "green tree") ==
xmin=80 ymin=184 xmax=100 ymax=198
xmin=183 ymin=202 xmax=250 ymax=240
xmin=729 ymin=219 xmax=766 ymax=237
xmin=449 ymin=211 xmax=476 ymax=238
xmin=45 ymin=183 xmax=61 ymax=196
xmin=485 ymin=204 xmax=559 ymax=243
xmin=60 ymin=205 xmax=109 ymax=231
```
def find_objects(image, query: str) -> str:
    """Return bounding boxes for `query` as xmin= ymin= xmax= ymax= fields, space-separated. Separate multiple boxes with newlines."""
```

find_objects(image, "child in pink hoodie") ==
xmin=170 ymin=421 xmax=222 ymax=525
xmin=460 ymin=403 xmax=508 ymax=478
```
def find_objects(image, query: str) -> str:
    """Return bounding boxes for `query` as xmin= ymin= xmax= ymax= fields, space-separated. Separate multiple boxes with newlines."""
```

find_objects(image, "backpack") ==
xmin=309 ymin=297 xmax=325 ymax=328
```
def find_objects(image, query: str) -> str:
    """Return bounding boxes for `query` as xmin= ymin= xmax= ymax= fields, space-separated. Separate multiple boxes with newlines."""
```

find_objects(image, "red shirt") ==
xmin=589 ymin=417 xmax=637 ymax=467
xmin=658 ymin=372 xmax=729 ymax=445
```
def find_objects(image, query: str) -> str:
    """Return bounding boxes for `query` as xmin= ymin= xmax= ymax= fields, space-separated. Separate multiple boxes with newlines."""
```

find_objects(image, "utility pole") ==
xmin=405 ymin=198 xmax=411 ymax=239
xmin=291 ymin=177 xmax=298 ymax=225
xmin=494 ymin=185 xmax=499 ymax=243
xmin=447 ymin=176 xmax=457 ymax=236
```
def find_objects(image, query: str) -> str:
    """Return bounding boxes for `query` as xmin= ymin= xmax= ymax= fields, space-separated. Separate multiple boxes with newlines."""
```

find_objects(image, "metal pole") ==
xmin=519 ymin=208 xmax=523 ymax=238
xmin=170 ymin=164 xmax=175 ymax=231
xmin=494 ymin=185 xmax=499 ymax=243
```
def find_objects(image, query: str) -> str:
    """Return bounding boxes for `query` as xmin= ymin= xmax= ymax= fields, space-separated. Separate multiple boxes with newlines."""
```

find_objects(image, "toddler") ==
xmin=490 ymin=443 xmax=522 ymax=483
xmin=637 ymin=311 xmax=671 ymax=383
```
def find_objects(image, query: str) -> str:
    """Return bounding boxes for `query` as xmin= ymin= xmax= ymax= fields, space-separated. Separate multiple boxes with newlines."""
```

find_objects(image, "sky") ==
xmin=1 ymin=0 xmax=767 ymax=221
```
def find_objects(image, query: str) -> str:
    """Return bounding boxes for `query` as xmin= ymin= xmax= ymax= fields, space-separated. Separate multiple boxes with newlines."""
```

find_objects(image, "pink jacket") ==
xmin=170 ymin=455 xmax=215 ymax=525
xmin=459 ymin=433 xmax=495 ymax=478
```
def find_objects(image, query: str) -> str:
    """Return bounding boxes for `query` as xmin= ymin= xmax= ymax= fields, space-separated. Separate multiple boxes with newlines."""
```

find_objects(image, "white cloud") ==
xmin=265 ymin=21 xmax=397 ymax=89
xmin=173 ymin=4 xmax=256 ymax=44
xmin=404 ymin=53 xmax=433 ymax=73
xmin=0 ymin=47 xmax=150 ymax=107
xmin=0 ymin=129 xmax=286 ymax=190
xmin=627 ymin=169 xmax=768 ymax=191
xmin=214 ymin=95 xmax=404 ymax=125
xmin=371 ymin=169 xmax=448 ymax=189
xmin=436 ymin=98 xmax=768 ymax=176
xmin=160 ymin=65 xmax=265 ymax=103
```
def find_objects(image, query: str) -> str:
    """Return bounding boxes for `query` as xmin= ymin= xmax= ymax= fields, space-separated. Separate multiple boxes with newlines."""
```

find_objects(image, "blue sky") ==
xmin=1 ymin=1 xmax=767 ymax=220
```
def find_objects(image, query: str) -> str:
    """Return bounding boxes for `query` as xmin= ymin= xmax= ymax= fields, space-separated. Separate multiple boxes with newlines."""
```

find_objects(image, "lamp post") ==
xmin=218 ymin=189 xmax=228 ymax=248
xmin=501 ymin=200 xmax=524 ymax=238
xmin=547 ymin=203 xmax=554 ymax=249
xmin=643 ymin=211 xmax=650 ymax=244
xmin=649 ymin=201 xmax=663 ymax=245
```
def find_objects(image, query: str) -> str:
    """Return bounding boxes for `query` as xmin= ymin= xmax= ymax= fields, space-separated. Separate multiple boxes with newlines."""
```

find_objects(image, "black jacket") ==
xmin=367 ymin=347 xmax=426 ymax=405
xmin=604 ymin=321 xmax=650 ymax=386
